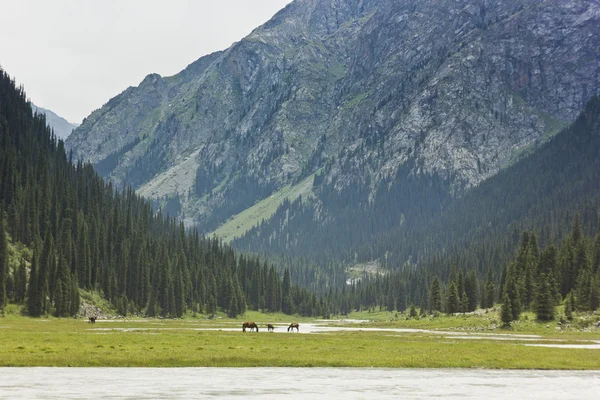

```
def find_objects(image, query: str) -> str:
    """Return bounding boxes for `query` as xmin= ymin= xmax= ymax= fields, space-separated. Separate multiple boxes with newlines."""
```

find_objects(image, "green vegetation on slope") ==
xmin=211 ymin=173 xmax=315 ymax=243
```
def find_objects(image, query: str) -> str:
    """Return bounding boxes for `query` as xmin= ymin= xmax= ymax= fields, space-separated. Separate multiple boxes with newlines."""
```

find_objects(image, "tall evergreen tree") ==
xmin=446 ymin=281 xmax=459 ymax=314
xmin=536 ymin=274 xmax=555 ymax=321
xmin=564 ymin=293 xmax=573 ymax=320
xmin=429 ymin=276 xmax=442 ymax=312
xmin=464 ymin=270 xmax=478 ymax=312
xmin=38 ymin=232 xmax=54 ymax=314
xmin=483 ymin=269 xmax=495 ymax=308
xmin=0 ymin=212 xmax=8 ymax=311
xmin=27 ymin=244 xmax=41 ymax=316
xmin=504 ymin=266 xmax=522 ymax=321
xmin=15 ymin=258 xmax=27 ymax=303
xmin=460 ymin=290 xmax=469 ymax=314
xmin=500 ymin=294 xmax=513 ymax=327
xmin=593 ymin=229 xmax=600 ymax=274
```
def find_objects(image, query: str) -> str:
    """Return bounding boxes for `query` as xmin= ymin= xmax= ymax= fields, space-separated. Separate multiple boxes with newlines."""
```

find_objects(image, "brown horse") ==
xmin=88 ymin=316 xmax=96 ymax=324
xmin=287 ymin=322 xmax=299 ymax=332
xmin=242 ymin=322 xmax=259 ymax=332
xmin=267 ymin=324 xmax=275 ymax=332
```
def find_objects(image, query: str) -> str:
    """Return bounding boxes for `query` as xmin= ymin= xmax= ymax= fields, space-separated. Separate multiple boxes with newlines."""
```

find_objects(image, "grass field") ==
xmin=1 ymin=309 xmax=599 ymax=369
xmin=334 ymin=308 xmax=600 ymax=335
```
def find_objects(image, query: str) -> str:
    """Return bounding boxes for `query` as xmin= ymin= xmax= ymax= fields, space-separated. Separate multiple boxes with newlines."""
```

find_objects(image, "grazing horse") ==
xmin=267 ymin=324 xmax=275 ymax=332
xmin=88 ymin=316 xmax=96 ymax=324
xmin=287 ymin=322 xmax=299 ymax=332
xmin=242 ymin=322 xmax=259 ymax=332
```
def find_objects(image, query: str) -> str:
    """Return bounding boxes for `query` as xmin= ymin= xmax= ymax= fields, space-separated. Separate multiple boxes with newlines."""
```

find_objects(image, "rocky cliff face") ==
xmin=67 ymin=0 xmax=600 ymax=231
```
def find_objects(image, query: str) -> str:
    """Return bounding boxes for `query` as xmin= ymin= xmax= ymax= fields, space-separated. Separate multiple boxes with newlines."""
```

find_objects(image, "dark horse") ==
xmin=287 ymin=322 xmax=299 ymax=332
xmin=267 ymin=324 xmax=275 ymax=332
xmin=242 ymin=322 xmax=259 ymax=332
xmin=88 ymin=316 xmax=96 ymax=324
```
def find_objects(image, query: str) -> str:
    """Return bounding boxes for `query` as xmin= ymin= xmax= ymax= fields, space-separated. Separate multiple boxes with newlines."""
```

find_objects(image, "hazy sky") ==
xmin=0 ymin=0 xmax=292 ymax=124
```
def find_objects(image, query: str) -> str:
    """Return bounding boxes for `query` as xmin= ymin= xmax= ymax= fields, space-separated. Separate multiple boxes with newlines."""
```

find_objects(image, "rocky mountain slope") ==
xmin=67 ymin=0 xmax=600 ymax=238
xmin=32 ymin=104 xmax=79 ymax=139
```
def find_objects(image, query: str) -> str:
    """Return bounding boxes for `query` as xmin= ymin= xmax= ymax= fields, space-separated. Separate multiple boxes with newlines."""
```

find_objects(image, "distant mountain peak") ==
xmin=31 ymin=104 xmax=79 ymax=140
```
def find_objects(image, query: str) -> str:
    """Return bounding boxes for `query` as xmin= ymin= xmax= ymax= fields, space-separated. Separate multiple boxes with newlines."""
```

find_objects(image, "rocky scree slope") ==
xmin=66 ymin=0 xmax=600 ymax=237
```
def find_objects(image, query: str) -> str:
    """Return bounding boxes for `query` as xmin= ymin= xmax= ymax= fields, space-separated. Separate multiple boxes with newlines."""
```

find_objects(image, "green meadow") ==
xmin=1 ymin=308 xmax=599 ymax=369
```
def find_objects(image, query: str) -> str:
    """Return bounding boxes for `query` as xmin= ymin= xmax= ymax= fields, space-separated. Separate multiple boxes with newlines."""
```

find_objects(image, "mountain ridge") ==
xmin=66 ymin=0 xmax=600 ymax=241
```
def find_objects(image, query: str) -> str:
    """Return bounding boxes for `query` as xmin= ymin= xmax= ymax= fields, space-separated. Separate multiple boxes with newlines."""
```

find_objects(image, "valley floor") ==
xmin=1 ymin=308 xmax=599 ymax=369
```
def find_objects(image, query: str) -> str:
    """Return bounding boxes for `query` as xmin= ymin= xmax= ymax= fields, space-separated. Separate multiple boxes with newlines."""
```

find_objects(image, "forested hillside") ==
xmin=237 ymin=97 xmax=600 ymax=268
xmin=239 ymin=97 xmax=600 ymax=315
xmin=0 ymin=69 xmax=325 ymax=318
xmin=324 ymin=217 xmax=600 ymax=320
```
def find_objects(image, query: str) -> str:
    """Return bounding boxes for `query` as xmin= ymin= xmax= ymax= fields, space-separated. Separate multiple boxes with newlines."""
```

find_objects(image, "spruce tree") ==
xmin=409 ymin=304 xmax=417 ymax=318
xmin=54 ymin=254 xmax=71 ymax=317
xmin=207 ymin=295 xmax=217 ymax=317
xmin=429 ymin=276 xmax=442 ymax=312
xmin=465 ymin=270 xmax=478 ymax=312
xmin=564 ymin=294 xmax=573 ymax=320
xmin=461 ymin=290 xmax=469 ymax=314
xmin=228 ymin=289 xmax=239 ymax=318
xmin=575 ymin=268 xmax=592 ymax=311
xmin=0 ymin=212 xmax=8 ymax=311
xmin=536 ymin=274 xmax=555 ymax=321
xmin=457 ymin=270 xmax=465 ymax=306
xmin=504 ymin=266 xmax=522 ymax=321
xmin=446 ymin=281 xmax=459 ymax=314
xmin=69 ymin=275 xmax=80 ymax=317
xmin=483 ymin=269 xmax=495 ymax=308
xmin=593 ymin=230 xmax=600 ymax=274
xmin=539 ymin=243 xmax=559 ymax=275
xmin=15 ymin=258 xmax=27 ymax=303
xmin=27 ymin=244 xmax=42 ymax=316
xmin=236 ymin=279 xmax=247 ymax=316
xmin=387 ymin=293 xmax=395 ymax=311
xmin=396 ymin=283 xmax=407 ymax=312
xmin=501 ymin=294 xmax=513 ymax=327
xmin=38 ymin=232 xmax=53 ymax=314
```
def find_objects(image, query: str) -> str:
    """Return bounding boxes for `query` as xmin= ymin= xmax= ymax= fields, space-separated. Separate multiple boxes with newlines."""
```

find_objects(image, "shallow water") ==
xmin=89 ymin=322 xmax=543 ymax=337
xmin=87 ymin=321 xmax=600 ymax=348
xmin=1 ymin=368 xmax=598 ymax=399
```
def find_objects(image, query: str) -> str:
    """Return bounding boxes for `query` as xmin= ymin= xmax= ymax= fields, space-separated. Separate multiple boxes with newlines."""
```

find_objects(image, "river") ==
xmin=1 ymin=368 xmax=598 ymax=399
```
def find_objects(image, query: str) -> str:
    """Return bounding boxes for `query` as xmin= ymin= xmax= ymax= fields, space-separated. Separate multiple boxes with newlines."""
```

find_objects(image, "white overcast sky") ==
xmin=0 ymin=0 xmax=292 ymax=124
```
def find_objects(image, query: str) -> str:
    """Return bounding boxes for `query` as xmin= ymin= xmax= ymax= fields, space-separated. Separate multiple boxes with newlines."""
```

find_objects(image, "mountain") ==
xmin=31 ymin=104 xmax=79 ymax=140
xmin=66 ymin=0 xmax=600 ymax=252
xmin=313 ymin=97 xmax=600 ymax=313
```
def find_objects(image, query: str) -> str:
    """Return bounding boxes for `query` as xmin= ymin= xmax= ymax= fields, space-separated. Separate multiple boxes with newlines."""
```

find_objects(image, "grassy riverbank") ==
xmin=1 ymin=310 xmax=599 ymax=369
